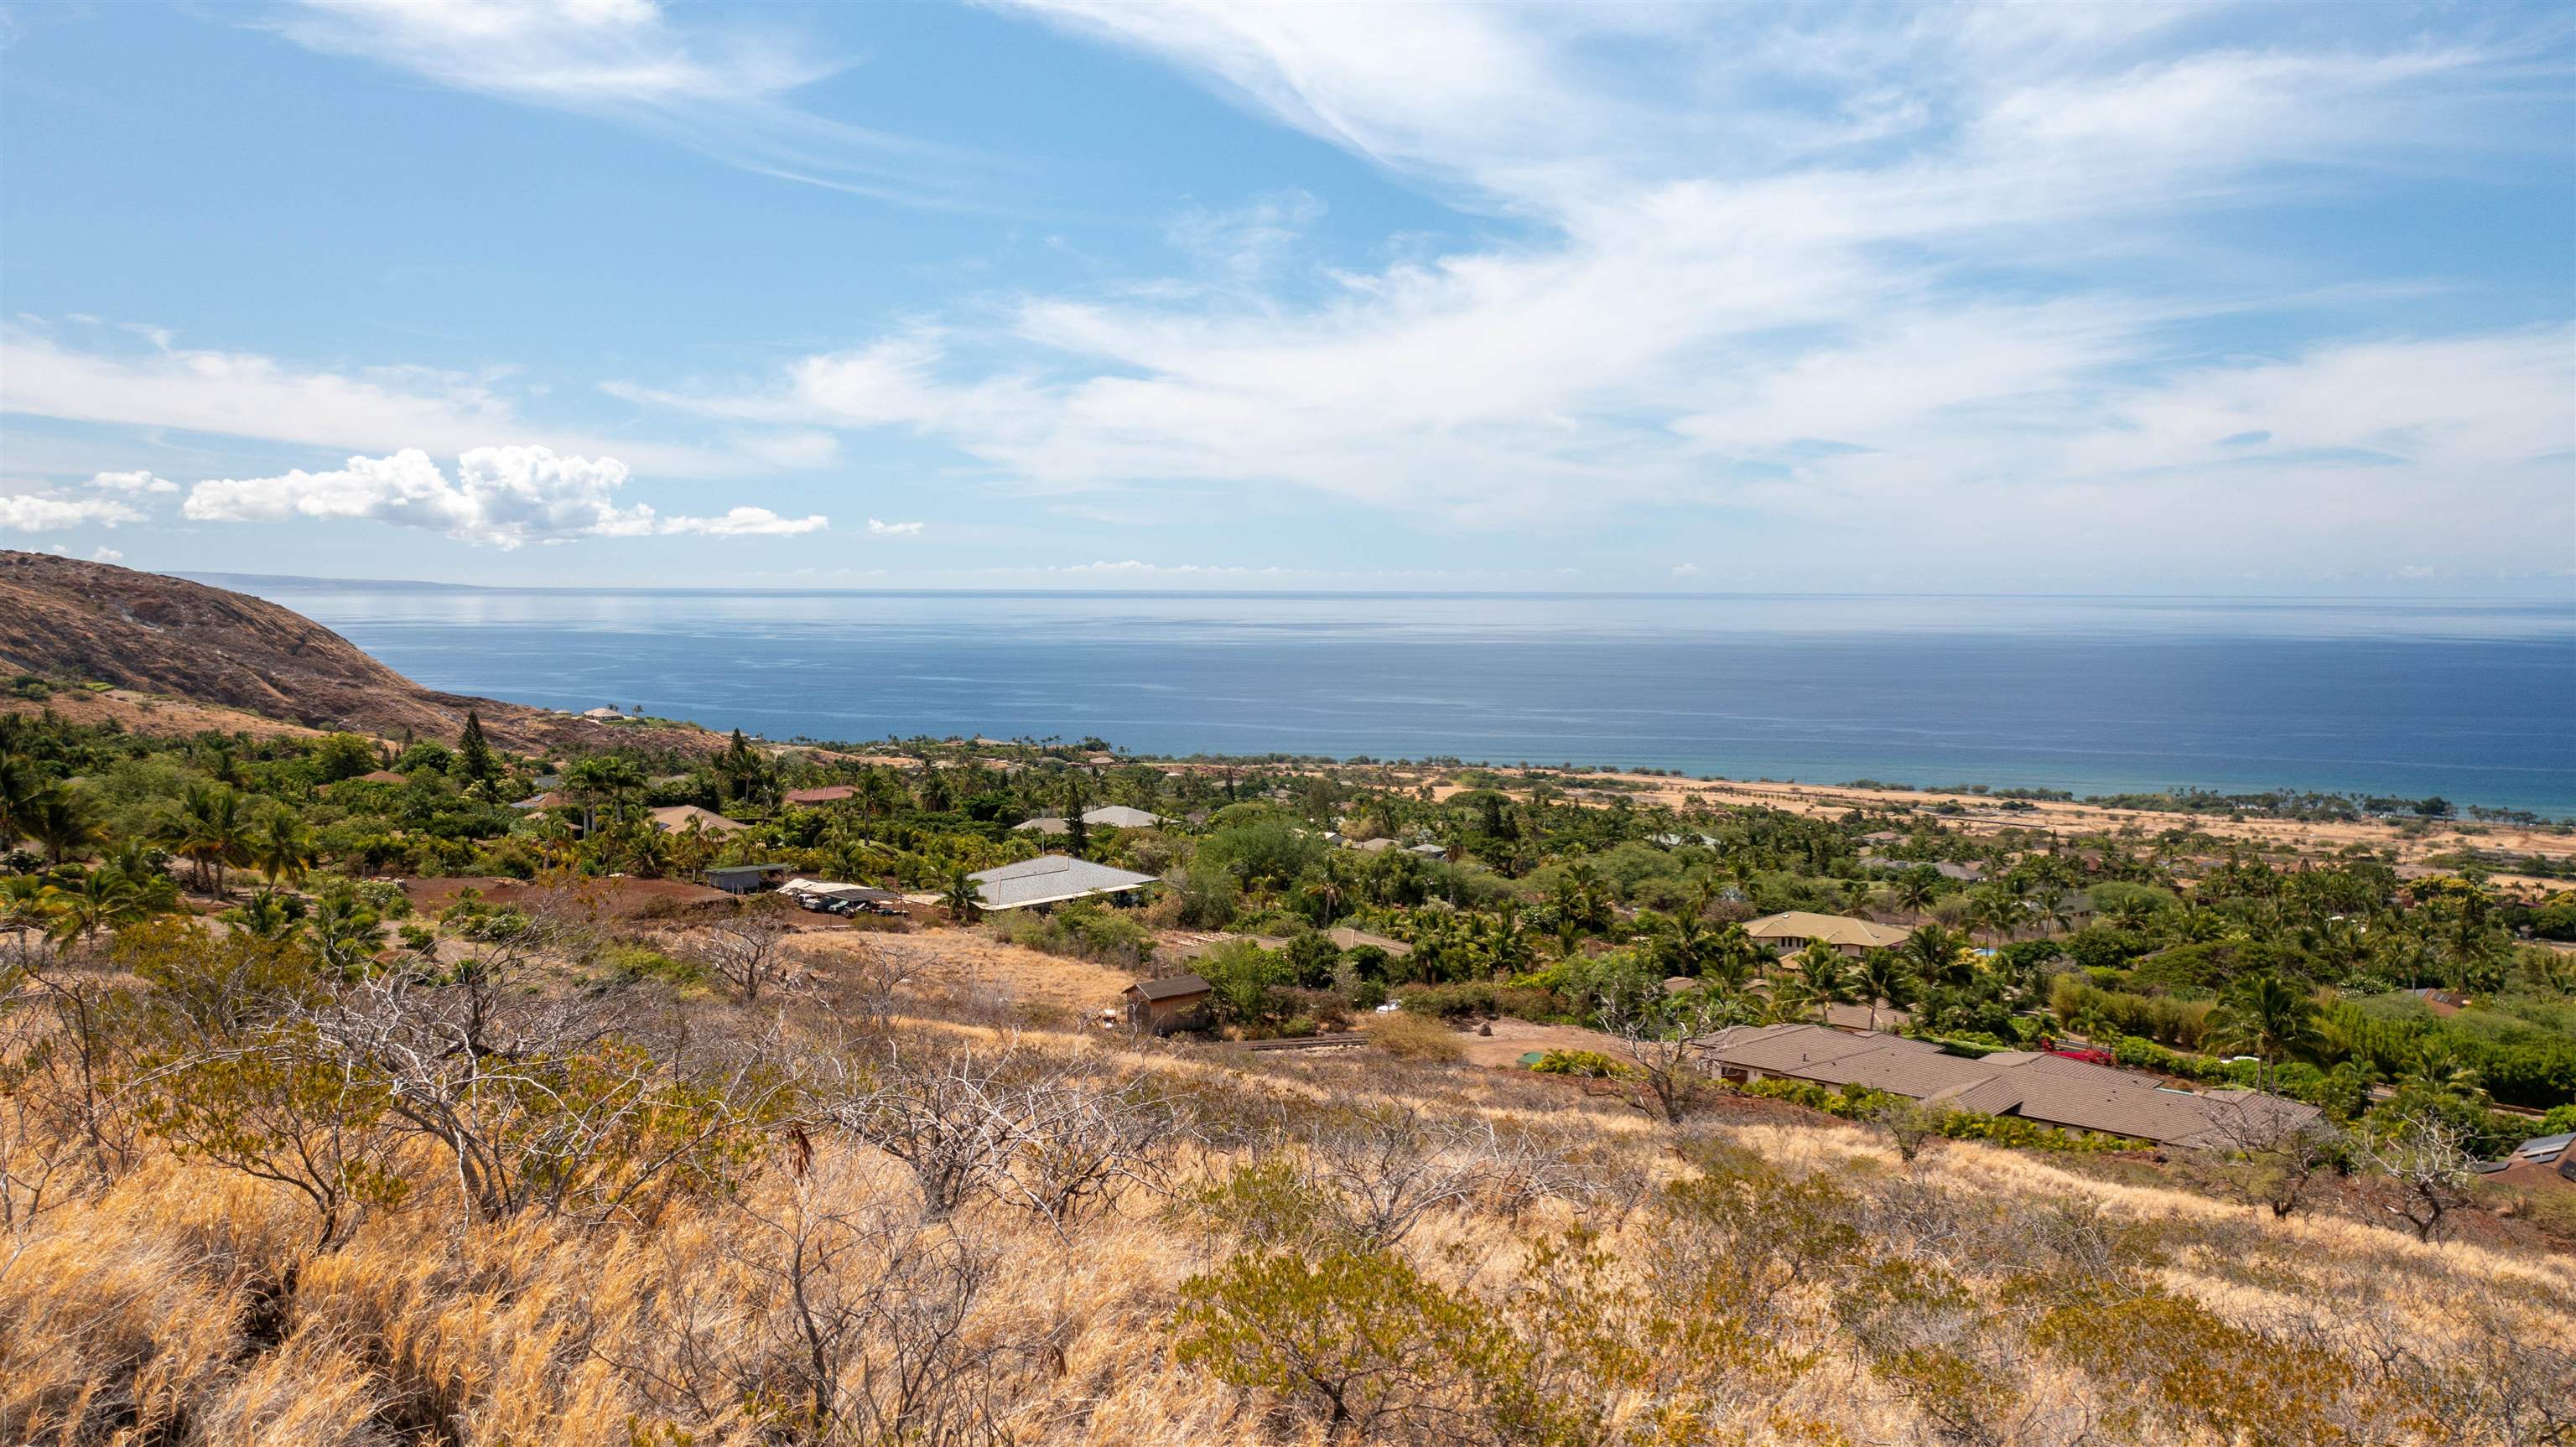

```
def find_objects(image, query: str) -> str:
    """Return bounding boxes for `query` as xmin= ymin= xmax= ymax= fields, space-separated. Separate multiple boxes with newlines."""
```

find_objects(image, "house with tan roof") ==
xmin=1744 ymin=911 xmax=1910 ymax=956
xmin=648 ymin=805 xmax=750 ymax=835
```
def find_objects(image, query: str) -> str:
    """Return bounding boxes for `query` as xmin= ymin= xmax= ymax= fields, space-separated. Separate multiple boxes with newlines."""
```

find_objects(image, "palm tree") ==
xmin=101 ymin=839 xmax=181 ymax=913
xmin=943 ymin=868 xmax=981 ymax=924
xmin=45 ymin=868 xmax=154 ymax=946
xmin=308 ymin=893 xmax=387 ymax=975
xmin=2031 ymin=886 xmax=2077 ymax=936
xmin=253 ymin=810 xmax=315 ymax=889
xmin=1 ymin=874 xmax=60 ymax=943
xmin=1782 ymin=941 xmax=1857 ymax=1023
xmin=2105 ymin=893 xmax=2161 ymax=932
xmin=0 ymin=752 xmax=49 ymax=849
xmin=1903 ymin=924 xmax=1970 ymax=990
xmin=1888 ymin=868 xmax=1937 ymax=917
xmin=2206 ymin=975 xmax=2323 ymax=1094
xmin=225 ymin=887 xmax=304 ymax=942
xmin=27 ymin=786 xmax=102 ymax=867
xmin=1852 ymin=952 xmax=1917 ymax=1032
xmin=164 ymin=781 xmax=253 ymax=895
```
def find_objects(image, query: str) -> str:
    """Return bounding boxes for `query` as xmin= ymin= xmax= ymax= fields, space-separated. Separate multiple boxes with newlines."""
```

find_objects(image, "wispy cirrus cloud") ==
xmin=262 ymin=0 xmax=987 ymax=205
xmin=609 ymin=3 xmax=2572 ymax=577
xmin=0 ymin=319 xmax=789 ymax=480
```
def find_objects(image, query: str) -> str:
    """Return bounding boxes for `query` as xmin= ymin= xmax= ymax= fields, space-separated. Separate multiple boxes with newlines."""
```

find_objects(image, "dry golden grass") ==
xmin=6 ymin=943 xmax=2572 ymax=1446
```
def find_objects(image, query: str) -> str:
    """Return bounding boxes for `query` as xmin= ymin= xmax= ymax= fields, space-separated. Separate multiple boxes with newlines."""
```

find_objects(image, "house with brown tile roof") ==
xmin=1693 ymin=1023 xmax=2321 ymax=1149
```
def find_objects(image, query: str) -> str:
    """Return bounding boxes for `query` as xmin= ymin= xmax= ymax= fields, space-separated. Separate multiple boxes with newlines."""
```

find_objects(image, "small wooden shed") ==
xmin=1124 ymin=973 xmax=1213 ymax=1035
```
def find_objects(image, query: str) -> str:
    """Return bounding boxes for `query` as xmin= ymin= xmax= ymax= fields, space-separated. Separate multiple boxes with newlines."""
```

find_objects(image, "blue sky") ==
xmin=3 ymin=1 xmax=2570 ymax=593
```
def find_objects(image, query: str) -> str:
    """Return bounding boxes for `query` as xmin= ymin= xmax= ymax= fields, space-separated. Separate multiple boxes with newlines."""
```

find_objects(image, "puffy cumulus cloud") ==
xmin=0 ymin=495 xmax=148 ymax=531
xmin=658 ymin=507 xmax=828 ymax=537
xmin=88 ymin=469 xmax=179 ymax=495
xmin=866 ymin=518 xmax=925 ymax=536
xmin=180 ymin=447 xmax=826 ymax=549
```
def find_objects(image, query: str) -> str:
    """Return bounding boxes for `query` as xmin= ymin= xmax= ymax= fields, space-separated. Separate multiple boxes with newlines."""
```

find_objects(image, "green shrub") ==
xmin=1529 ymin=1048 xmax=1633 ymax=1078
xmin=1173 ymin=1248 xmax=1523 ymax=1439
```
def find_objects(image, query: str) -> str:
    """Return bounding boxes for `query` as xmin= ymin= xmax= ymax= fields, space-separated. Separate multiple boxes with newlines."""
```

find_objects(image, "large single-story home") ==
xmin=783 ymin=785 xmax=858 ymax=806
xmin=1694 ymin=1023 xmax=2320 ymax=1149
xmin=1014 ymin=806 xmax=1167 ymax=835
xmin=1743 ymin=911 xmax=1910 ymax=956
xmin=1081 ymin=805 xmax=1165 ymax=829
xmin=969 ymin=855 xmax=1160 ymax=911
xmin=648 ymin=805 xmax=750 ymax=835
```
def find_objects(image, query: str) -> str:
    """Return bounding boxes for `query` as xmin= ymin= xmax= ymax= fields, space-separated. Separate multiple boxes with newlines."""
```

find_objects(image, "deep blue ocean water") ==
xmin=214 ymin=584 xmax=2576 ymax=817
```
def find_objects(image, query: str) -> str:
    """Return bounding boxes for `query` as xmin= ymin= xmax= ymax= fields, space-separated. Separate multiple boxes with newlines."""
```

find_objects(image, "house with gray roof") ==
xmin=1082 ymin=805 xmax=1166 ymax=829
xmin=969 ymin=854 xmax=1160 ymax=911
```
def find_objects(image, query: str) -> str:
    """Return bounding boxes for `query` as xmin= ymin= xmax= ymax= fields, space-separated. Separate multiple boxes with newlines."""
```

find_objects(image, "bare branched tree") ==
xmin=1597 ymin=982 xmax=1723 ymax=1127
xmin=828 ymin=1037 xmax=1178 ymax=1227
xmin=1298 ymin=1101 xmax=1566 ymax=1247
xmin=615 ymin=1158 xmax=1058 ymax=1446
xmin=2193 ymin=1097 xmax=2345 ymax=1220
xmin=2357 ymin=1112 xmax=2478 ymax=1242
xmin=683 ymin=902 xmax=798 ymax=1004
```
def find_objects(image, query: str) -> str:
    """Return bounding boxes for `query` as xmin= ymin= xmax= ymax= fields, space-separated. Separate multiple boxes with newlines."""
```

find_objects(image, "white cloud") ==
xmin=88 ymin=469 xmax=179 ymax=495
xmin=659 ymin=506 xmax=828 ymax=537
xmin=179 ymin=445 xmax=824 ymax=549
xmin=866 ymin=517 xmax=925 ymax=536
xmin=1670 ymin=563 xmax=1703 ymax=578
xmin=612 ymin=4 xmax=2571 ymax=577
xmin=1 ymin=321 xmax=782 ymax=479
xmin=264 ymin=0 xmax=982 ymax=204
xmin=0 ymin=494 xmax=148 ymax=532
xmin=91 ymin=547 xmax=124 ymax=563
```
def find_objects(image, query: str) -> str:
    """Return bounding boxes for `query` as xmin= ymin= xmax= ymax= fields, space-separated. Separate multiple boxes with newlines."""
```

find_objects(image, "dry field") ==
xmin=6 ymin=924 xmax=2572 ymax=1446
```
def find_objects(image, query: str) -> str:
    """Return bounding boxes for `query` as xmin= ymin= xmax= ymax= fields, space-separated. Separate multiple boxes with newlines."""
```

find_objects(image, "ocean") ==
xmin=210 ymin=583 xmax=2576 ymax=817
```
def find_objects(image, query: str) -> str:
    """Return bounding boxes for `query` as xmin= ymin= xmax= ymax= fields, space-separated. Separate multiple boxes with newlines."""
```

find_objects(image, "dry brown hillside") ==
xmin=4 ymin=913 xmax=2570 ymax=1447
xmin=0 ymin=551 xmax=716 ymax=755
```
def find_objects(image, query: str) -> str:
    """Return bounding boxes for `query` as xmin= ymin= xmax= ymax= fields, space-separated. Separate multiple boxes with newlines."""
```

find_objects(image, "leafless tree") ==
xmin=2358 ymin=1111 xmax=2479 ymax=1242
xmin=828 ymin=1037 xmax=1177 ymax=1227
xmin=1597 ymin=983 xmax=1722 ymax=1127
xmin=2194 ymin=1097 xmax=2345 ymax=1220
xmin=683 ymin=901 xmax=798 ymax=1003
xmin=613 ymin=1159 xmax=1057 ymax=1446
xmin=1297 ymin=1101 xmax=1566 ymax=1248
xmin=0 ymin=948 xmax=151 ymax=1218
xmin=300 ymin=894 xmax=780 ymax=1226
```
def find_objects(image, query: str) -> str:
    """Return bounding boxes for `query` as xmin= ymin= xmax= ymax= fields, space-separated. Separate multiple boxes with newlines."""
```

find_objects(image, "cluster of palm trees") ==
xmin=2 ymin=752 xmax=105 ymax=866
xmin=1647 ymin=916 xmax=1982 ymax=1034
xmin=0 ymin=764 xmax=323 ymax=947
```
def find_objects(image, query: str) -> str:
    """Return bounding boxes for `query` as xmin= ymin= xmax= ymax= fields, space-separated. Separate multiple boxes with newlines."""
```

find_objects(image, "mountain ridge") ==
xmin=0 ymin=551 xmax=719 ymax=756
